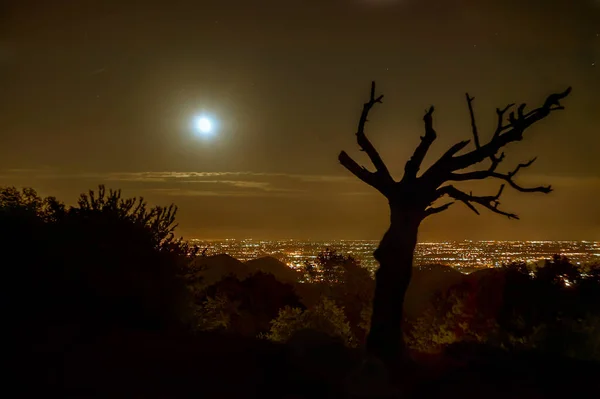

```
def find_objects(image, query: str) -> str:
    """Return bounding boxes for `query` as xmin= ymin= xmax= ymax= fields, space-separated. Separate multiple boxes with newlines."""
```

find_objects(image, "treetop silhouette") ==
xmin=339 ymin=81 xmax=572 ymax=372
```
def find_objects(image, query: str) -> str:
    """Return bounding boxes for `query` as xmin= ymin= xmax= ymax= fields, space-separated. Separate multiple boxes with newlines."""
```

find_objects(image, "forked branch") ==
xmin=466 ymin=93 xmax=505 ymax=165
xmin=427 ymin=87 xmax=572 ymax=175
xmin=339 ymin=81 xmax=394 ymax=193
xmin=448 ymin=157 xmax=552 ymax=194
xmin=436 ymin=184 xmax=519 ymax=219
xmin=355 ymin=82 xmax=389 ymax=176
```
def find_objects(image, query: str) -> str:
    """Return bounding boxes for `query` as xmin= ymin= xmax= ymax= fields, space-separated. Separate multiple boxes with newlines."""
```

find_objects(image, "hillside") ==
xmin=244 ymin=256 xmax=302 ymax=283
xmin=188 ymin=254 xmax=251 ymax=288
xmin=405 ymin=264 xmax=465 ymax=319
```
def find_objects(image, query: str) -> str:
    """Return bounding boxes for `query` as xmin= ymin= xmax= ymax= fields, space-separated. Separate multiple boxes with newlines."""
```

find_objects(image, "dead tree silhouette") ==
xmin=339 ymin=82 xmax=571 ymax=371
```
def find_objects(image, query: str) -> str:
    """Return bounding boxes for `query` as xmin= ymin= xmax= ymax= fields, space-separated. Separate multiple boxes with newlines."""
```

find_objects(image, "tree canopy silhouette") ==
xmin=1 ymin=185 xmax=198 ymax=338
xmin=338 ymin=81 xmax=572 ymax=371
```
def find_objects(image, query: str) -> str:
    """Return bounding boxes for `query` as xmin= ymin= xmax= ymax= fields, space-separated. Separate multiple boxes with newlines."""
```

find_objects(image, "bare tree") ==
xmin=339 ymin=82 xmax=571 ymax=370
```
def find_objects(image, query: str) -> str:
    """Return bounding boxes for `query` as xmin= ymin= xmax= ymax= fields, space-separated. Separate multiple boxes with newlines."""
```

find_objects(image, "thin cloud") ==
xmin=1 ymin=168 xmax=353 ymax=185
xmin=182 ymin=179 xmax=304 ymax=193
xmin=102 ymin=171 xmax=353 ymax=184
xmin=146 ymin=188 xmax=302 ymax=198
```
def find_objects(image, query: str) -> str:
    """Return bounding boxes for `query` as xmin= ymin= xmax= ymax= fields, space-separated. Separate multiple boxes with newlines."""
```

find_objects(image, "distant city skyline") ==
xmin=190 ymin=238 xmax=600 ymax=273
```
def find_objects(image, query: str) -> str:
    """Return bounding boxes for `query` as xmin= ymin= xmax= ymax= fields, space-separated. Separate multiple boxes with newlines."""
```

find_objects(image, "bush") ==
xmin=263 ymin=297 xmax=357 ymax=348
xmin=1 ymin=185 xmax=197 ymax=336
xmin=195 ymin=272 xmax=304 ymax=336
xmin=299 ymin=249 xmax=374 ymax=344
xmin=406 ymin=259 xmax=600 ymax=361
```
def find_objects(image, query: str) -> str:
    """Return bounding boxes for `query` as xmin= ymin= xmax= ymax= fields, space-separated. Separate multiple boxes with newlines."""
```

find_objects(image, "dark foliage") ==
xmin=4 ymin=185 xmax=600 ymax=397
xmin=299 ymin=248 xmax=375 ymax=343
xmin=412 ymin=257 xmax=600 ymax=360
xmin=199 ymin=271 xmax=304 ymax=336
xmin=1 ymin=185 xmax=197 ymax=341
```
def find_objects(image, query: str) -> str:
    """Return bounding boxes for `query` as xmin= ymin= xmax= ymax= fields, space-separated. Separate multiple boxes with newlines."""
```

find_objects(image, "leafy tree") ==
xmin=535 ymin=254 xmax=581 ymax=286
xmin=300 ymin=248 xmax=351 ymax=284
xmin=405 ymin=258 xmax=600 ymax=362
xmin=196 ymin=271 xmax=304 ymax=336
xmin=196 ymin=293 xmax=241 ymax=332
xmin=263 ymin=297 xmax=357 ymax=348
xmin=0 ymin=186 xmax=64 ymax=219
xmin=299 ymin=249 xmax=374 ymax=343
xmin=338 ymin=81 xmax=571 ymax=368
xmin=407 ymin=283 xmax=500 ymax=353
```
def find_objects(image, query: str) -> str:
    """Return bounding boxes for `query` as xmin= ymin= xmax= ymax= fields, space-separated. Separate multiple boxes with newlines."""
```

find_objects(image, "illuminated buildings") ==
xmin=188 ymin=239 xmax=600 ymax=274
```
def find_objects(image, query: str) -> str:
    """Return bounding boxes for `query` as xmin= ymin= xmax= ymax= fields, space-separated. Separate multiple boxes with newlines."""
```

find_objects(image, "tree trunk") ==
xmin=366 ymin=204 xmax=422 ymax=371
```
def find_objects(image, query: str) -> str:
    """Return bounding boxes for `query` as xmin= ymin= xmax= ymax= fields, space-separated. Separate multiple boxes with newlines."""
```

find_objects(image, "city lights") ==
xmin=188 ymin=239 xmax=600 ymax=275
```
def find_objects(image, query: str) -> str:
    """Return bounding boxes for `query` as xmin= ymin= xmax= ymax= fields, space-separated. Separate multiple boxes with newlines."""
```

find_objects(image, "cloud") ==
xmin=2 ymin=168 xmax=353 ymax=184
xmin=3 ymin=168 xmax=599 ymax=200
xmin=101 ymin=171 xmax=353 ymax=184
xmin=0 ymin=168 xmax=354 ymax=198
xmin=145 ymin=188 xmax=301 ymax=198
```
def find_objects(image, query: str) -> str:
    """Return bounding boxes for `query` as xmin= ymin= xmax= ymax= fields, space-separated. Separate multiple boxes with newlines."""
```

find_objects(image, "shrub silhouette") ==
xmin=264 ymin=297 xmax=357 ymax=348
xmin=197 ymin=271 xmax=304 ymax=336
xmin=1 ymin=185 xmax=197 ymax=339
xmin=406 ymin=257 xmax=600 ymax=361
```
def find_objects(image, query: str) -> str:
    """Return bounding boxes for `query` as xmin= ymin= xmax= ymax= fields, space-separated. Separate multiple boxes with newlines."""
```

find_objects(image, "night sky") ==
xmin=1 ymin=0 xmax=598 ymax=240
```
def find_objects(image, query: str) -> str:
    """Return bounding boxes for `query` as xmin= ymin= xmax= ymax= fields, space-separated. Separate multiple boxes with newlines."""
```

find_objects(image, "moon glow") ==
xmin=196 ymin=117 xmax=212 ymax=133
xmin=193 ymin=115 xmax=215 ymax=137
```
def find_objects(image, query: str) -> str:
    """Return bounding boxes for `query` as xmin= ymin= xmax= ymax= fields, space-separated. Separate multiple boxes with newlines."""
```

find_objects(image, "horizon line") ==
xmin=186 ymin=238 xmax=599 ymax=243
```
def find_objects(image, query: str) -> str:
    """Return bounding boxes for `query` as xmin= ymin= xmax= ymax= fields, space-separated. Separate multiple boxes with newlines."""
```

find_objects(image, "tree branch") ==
xmin=404 ymin=106 xmax=437 ymax=179
xmin=494 ymin=103 xmax=515 ymax=140
xmin=436 ymin=184 xmax=519 ymax=219
xmin=424 ymin=201 xmax=454 ymax=217
xmin=339 ymin=81 xmax=394 ymax=191
xmin=428 ymin=87 xmax=572 ymax=175
xmin=356 ymin=82 xmax=392 ymax=179
xmin=338 ymin=151 xmax=380 ymax=189
xmin=468 ymin=94 xmax=506 ymax=166
xmin=465 ymin=93 xmax=480 ymax=149
xmin=448 ymin=157 xmax=552 ymax=194
xmin=438 ymin=140 xmax=471 ymax=160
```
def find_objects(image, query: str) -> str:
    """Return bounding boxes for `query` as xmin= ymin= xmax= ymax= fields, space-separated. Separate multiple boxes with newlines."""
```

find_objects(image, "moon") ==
xmin=191 ymin=113 xmax=218 ymax=138
xmin=195 ymin=117 xmax=212 ymax=134
xmin=190 ymin=112 xmax=221 ymax=140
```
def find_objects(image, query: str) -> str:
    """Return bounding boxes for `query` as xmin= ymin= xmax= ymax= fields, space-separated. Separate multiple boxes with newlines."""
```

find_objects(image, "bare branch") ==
xmin=424 ymin=201 xmax=454 ymax=217
xmin=338 ymin=151 xmax=380 ymax=189
xmin=340 ymin=81 xmax=394 ymax=192
xmin=355 ymin=82 xmax=393 ymax=182
xmin=422 ymin=139 xmax=471 ymax=179
xmin=465 ymin=93 xmax=480 ymax=149
xmin=428 ymin=87 xmax=572 ymax=175
xmin=404 ymin=106 xmax=437 ymax=178
xmin=488 ymin=104 xmax=515 ymax=163
xmin=494 ymin=103 xmax=515 ymax=139
xmin=438 ymin=140 xmax=471 ymax=160
xmin=489 ymin=152 xmax=505 ymax=172
xmin=436 ymin=184 xmax=519 ymax=219
xmin=448 ymin=157 xmax=552 ymax=194
xmin=466 ymin=94 xmax=506 ymax=167
xmin=509 ymin=157 xmax=536 ymax=178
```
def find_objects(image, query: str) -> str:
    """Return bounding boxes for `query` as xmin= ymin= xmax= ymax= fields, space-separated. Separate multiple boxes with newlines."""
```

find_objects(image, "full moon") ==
xmin=195 ymin=116 xmax=213 ymax=134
